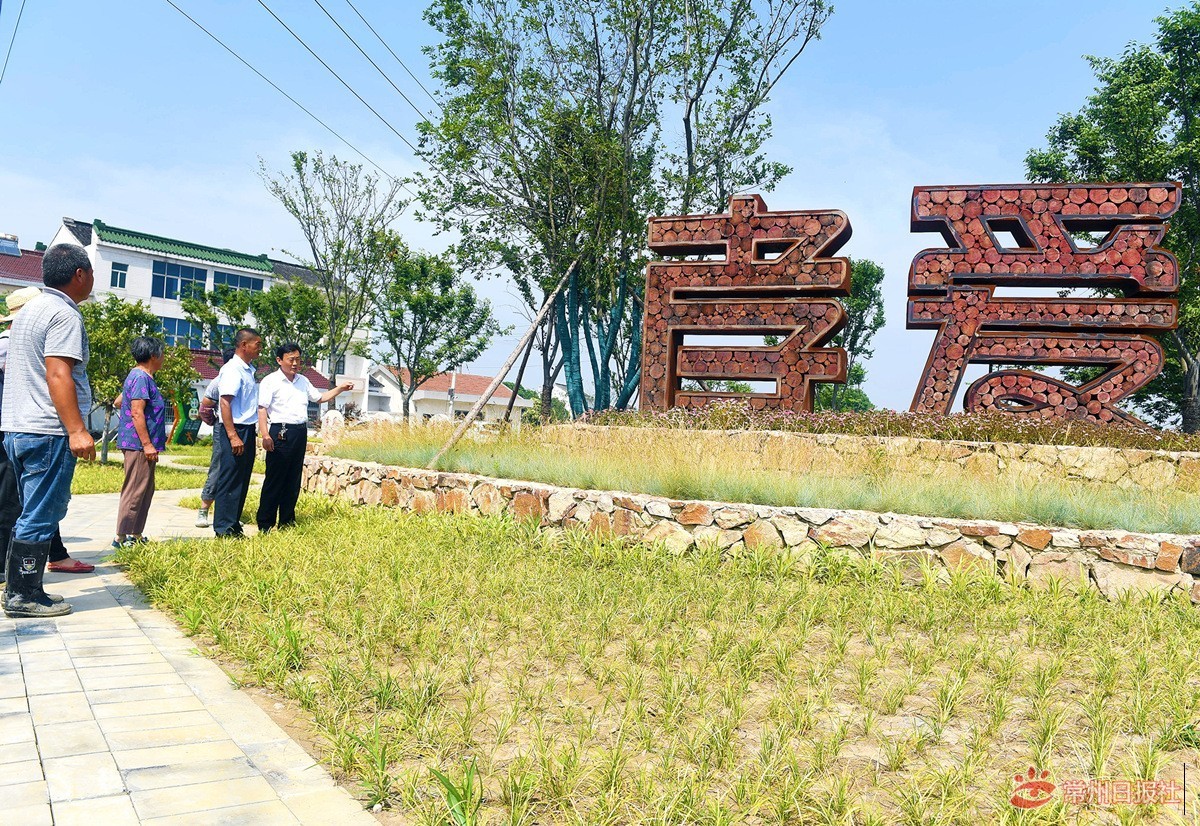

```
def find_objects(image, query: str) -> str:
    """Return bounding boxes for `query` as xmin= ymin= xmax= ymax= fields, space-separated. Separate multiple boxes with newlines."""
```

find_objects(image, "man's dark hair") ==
xmin=234 ymin=327 xmax=260 ymax=347
xmin=221 ymin=347 xmax=235 ymax=365
xmin=130 ymin=336 xmax=165 ymax=364
xmin=42 ymin=244 xmax=92 ymax=289
xmin=275 ymin=341 xmax=301 ymax=361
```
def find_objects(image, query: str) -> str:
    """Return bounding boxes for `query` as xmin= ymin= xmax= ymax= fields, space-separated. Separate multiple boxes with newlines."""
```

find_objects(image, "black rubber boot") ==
xmin=3 ymin=538 xmax=72 ymax=618
xmin=2 ymin=530 xmax=64 ymax=604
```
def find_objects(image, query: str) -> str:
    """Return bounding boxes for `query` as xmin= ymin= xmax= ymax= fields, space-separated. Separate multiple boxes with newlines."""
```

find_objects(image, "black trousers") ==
xmin=213 ymin=424 xmax=256 ymax=536
xmin=0 ymin=432 xmax=22 ymax=537
xmin=257 ymin=423 xmax=307 ymax=531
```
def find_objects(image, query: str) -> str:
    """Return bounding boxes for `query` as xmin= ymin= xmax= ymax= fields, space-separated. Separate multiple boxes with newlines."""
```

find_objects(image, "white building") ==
xmin=48 ymin=217 xmax=371 ymax=387
xmin=366 ymin=366 xmax=532 ymax=428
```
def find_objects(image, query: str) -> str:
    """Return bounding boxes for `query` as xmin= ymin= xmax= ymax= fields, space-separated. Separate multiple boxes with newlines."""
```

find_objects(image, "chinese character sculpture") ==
xmin=641 ymin=194 xmax=852 ymax=411
xmin=908 ymin=183 xmax=1180 ymax=425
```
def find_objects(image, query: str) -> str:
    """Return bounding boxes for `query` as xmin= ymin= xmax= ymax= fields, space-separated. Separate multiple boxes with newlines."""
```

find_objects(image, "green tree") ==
xmin=261 ymin=150 xmax=407 ymax=377
xmin=248 ymin=281 xmax=330 ymax=365
xmin=815 ymin=363 xmax=874 ymax=411
xmin=828 ymin=258 xmax=885 ymax=412
xmin=371 ymin=235 xmax=504 ymax=419
xmin=1025 ymin=2 xmax=1200 ymax=429
xmin=181 ymin=285 xmax=252 ymax=353
xmin=157 ymin=343 xmax=202 ymax=443
xmin=183 ymin=279 xmax=330 ymax=364
xmin=418 ymin=0 xmax=832 ymax=415
xmin=80 ymin=295 xmax=163 ymax=463
xmin=504 ymin=381 xmax=570 ymax=424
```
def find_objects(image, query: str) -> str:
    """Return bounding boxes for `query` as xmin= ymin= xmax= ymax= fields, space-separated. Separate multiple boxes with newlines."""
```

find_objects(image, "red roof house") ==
xmin=0 ymin=246 xmax=45 ymax=290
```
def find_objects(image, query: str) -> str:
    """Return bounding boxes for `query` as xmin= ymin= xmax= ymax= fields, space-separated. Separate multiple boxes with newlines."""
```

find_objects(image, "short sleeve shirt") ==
xmin=0 ymin=289 xmax=91 ymax=436
xmin=203 ymin=377 xmax=221 ymax=423
xmin=117 ymin=368 xmax=167 ymax=451
xmin=216 ymin=354 xmax=258 ymax=425
xmin=258 ymin=369 xmax=321 ymax=425
xmin=0 ymin=329 xmax=10 ymax=420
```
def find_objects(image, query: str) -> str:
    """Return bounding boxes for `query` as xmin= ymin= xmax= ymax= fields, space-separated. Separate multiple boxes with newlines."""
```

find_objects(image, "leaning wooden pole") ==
xmin=427 ymin=259 xmax=577 ymax=469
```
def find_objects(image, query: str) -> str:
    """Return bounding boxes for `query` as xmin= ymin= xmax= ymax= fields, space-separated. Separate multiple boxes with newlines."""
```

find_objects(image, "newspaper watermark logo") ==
xmin=1010 ymin=767 xmax=1055 ymax=809
xmin=1009 ymin=766 xmax=1189 ymax=812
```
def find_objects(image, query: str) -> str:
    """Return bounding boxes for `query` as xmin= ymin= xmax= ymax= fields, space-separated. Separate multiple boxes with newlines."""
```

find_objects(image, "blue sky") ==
xmin=0 ymin=1 xmax=1173 ymax=409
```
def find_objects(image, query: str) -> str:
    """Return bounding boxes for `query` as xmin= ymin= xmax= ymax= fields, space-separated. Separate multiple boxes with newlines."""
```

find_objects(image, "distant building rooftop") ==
xmin=0 ymin=246 xmax=44 ymax=287
xmin=189 ymin=350 xmax=330 ymax=390
xmin=64 ymin=218 xmax=276 ymax=272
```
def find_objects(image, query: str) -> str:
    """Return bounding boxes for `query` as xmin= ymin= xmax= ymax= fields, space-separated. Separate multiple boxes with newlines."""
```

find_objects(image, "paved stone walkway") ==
xmin=1 ymin=485 xmax=377 ymax=825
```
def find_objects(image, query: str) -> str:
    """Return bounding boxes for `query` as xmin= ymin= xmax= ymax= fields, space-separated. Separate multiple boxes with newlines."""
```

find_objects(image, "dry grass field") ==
xmin=330 ymin=424 xmax=1200 ymax=535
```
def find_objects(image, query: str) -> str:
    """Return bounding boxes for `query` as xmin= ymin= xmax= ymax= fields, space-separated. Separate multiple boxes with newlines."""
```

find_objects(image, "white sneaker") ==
xmin=195 ymin=509 xmax=210 ymax=528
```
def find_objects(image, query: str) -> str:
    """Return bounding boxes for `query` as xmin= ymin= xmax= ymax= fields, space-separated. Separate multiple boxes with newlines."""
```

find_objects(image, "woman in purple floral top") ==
xmin=114 ymin=336 xmax=167 ymax=547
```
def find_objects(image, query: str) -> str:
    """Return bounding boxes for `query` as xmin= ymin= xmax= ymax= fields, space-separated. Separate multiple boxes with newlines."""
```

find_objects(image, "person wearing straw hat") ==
xmin=0 ymin=287 xmax=94 ymax=589
xmin=0 ymin=287 xmax=42 ymax=586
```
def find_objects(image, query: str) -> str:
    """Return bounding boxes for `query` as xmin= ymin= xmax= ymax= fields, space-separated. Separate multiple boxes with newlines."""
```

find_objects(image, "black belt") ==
xmin=269 ymin=422 xmax=306 ymax=442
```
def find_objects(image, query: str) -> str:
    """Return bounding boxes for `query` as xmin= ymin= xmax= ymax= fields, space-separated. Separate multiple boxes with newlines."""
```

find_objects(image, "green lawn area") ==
xmin=71 ymin=461 xmax=207 ymax=495
xmin=167 ymin=443 xmax=265 ymax=475
xmin=330 ymin=425 xmax=1200 ymax=535
xmin=117 ymin=496 xmax=1200 ymax=824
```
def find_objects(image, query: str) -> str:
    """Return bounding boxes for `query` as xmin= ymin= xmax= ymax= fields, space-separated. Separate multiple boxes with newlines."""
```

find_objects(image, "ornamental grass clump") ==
xmin=590 ymin=400 xmax=1200 ymax=452
xmin=331 ymin=421 xmax=1200 ymax=533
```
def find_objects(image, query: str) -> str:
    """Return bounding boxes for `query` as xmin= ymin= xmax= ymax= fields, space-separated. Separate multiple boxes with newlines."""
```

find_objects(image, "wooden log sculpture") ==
xmin=641 ymin=194 xmax=853 ymax=412
xmin=908 ymin=183 xmax=1181 ymax=426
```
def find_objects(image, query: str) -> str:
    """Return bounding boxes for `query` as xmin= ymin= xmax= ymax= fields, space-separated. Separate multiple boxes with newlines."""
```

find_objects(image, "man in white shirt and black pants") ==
xmin=213 ymin=328 xmax=263 ymax=538
xmin=257 ymin=342 xmax=353 ymax=532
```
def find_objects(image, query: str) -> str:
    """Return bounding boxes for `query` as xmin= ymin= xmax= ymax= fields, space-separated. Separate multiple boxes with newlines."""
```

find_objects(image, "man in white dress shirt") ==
xmin=256 ymin=342 xmax=353 ymax=532
xmin=212 ymin=328 xmax=262 ymax=537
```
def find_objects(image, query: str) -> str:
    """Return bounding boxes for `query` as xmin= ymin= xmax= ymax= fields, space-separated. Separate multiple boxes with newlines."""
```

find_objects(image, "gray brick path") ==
xmin=0 ymin=486 xmax=376 ymax=825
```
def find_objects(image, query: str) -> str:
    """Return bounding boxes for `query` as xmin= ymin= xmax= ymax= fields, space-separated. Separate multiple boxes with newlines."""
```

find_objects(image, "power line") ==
xmin=312 ymin=0 xmax=432 ymax=122
xmin=0 ymin=0 xmax=29 ymax=89
xmin=162 ymin=0 xmax=409 ymax=192
xmin=255 ymin=0 xmax=424 ymax=158
xmin=342 ymin=0 xmax=442 ymax=113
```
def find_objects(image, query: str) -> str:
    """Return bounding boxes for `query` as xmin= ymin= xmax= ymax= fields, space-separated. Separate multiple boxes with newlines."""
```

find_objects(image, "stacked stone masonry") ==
xmin=304 ymin=455 xmax=1200 ymax=603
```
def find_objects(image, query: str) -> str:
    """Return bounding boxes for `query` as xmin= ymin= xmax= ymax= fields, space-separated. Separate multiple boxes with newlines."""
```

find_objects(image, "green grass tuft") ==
xmin=115 ymin=498 xmax=1200 ymax=822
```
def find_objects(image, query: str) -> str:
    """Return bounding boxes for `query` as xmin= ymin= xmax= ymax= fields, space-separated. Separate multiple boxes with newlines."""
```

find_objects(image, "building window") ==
xmin=152 ymin=261 xmax=207 ymax=300
xmin=159 ymin=316 xmax=205 ymax=348
xmin=110 ymin=262 xmax=128 ymax=289
xmin=334 ymin=355 xmax=346 ymax=376
xmin=213 ymin=271 xmax=264 ymax=292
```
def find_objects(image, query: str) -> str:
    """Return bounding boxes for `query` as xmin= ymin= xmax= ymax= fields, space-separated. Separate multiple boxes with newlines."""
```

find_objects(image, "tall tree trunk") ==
xmin=504 ymin=334 xmax=536 ymax=423
xmin=538 ymin=304 xmax=561 ymax=423
xmin=556 ymin=270 xmax=587 ymax=417
xmin=101 ymin=408 xmax=112 ymax=465
xmin=1183 ymin=359 xmax=1200 ymax=433
xmin=614 ymin=303 xmax=643 ymax=410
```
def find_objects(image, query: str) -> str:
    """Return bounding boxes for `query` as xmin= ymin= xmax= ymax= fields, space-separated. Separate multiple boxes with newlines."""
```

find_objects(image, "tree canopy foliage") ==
xmin=417 ymin=0 xmax=832 ymax=415
xmin=81 ymin=294 xmax=197 ymax=462
xmin=261 ymin=150 xmax=406 ymax=374
xmin=183 ymin=280 xmax=330 ymax=365
xmin=1025 ymin=2 xmax=1200 ymax=430
xmin=370 ymin=233 xmax=504 ymax=419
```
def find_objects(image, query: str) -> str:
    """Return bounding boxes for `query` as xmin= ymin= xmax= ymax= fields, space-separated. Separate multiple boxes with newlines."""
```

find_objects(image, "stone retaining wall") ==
xmin=304 ymin=456 xmax=1200 ymax=603
xmin=541 ymin=425 xmax=1200 ymax=493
